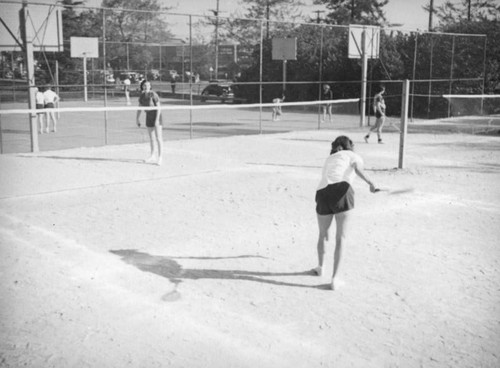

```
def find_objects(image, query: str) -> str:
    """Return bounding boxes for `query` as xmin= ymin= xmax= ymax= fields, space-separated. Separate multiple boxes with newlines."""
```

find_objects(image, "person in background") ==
xmin=321 ymin=84 xmax=333 ymax=123
xmin=170 ymin=74 xmax=176 ymax=94
xmin=365 ymin=85 xmax=386 ymax=144
xmin=136 ymin=80 xmax=163 ymax=166
xmin=35 ymin=86 xmax=47 ymax=134
xmin=43 ymin=85 xmax=60 ymax=133
xmin=313 ymin=136 xmax=378 ymax=290
xmin=272 ymin=94 xmax=285 ymax=121
xmin=123 ymin=76 xmax=131 ymax=105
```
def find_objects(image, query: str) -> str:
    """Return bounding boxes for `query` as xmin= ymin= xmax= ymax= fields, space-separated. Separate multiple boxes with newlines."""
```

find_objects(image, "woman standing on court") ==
xmin=43 ymin=85 xmax=60 ymax=133
xmin=313 ymin=136 xmax=378 ymax=290
xmin=321 ymin=84 xmax=333 ymax=123
xmin=365 ymin=85 xmax=386 ymax=144
xmin=136 ymin=80 xmax=163 ymax=165
xmin=35 ymin=86 xmax=46 ymax=133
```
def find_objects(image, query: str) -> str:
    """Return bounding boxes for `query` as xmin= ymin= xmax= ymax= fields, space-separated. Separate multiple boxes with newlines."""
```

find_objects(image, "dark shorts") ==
xmin=36 ymin=104 xmax=44 ymax=110
xmin=315 ymin=181 xmax=354 ymax=215
xmin=145 ymin=111 xmax=162 ymax=128
xmin=45 ymin=103 xmax=55 ymax=108
xmin=375 ymin=111 xmax=382 ymax=119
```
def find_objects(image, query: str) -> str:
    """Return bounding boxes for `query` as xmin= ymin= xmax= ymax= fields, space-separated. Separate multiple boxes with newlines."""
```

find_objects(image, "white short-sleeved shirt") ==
xmin=317 ymin=150 xmax=363 ymax=190
xmin=35 ymin=91 xmax=44 ymax=105
xmin=43 ymin=89 xmax=59 ymax=104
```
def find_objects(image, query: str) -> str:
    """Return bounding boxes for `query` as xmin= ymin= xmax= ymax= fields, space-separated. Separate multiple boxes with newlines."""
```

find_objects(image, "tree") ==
xmin=313 ymin=0 xmax=388 ymax=25
xmin=429 ymin=0 xmax=500 ymax=94
xmin=101 ymin=0 xmax=173 ymax=43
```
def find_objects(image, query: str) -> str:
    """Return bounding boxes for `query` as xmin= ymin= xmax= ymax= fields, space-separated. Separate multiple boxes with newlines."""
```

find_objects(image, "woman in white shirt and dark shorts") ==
xmin=314 ymin=136 xmax=378 ymax=290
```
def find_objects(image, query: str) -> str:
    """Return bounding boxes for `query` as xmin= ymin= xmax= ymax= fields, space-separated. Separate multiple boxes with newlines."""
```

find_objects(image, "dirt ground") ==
xmin=0 ymin=126 xmax=499 ymax=368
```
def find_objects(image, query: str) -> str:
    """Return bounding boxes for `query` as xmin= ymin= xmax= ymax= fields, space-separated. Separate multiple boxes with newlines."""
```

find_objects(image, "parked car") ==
xmin=201 ymin=81 xmax=234 ymax=102
xmin=119 ymin=72 xmax=143 ymax=84
xmin=118 ymin=72 xmax=144 ymax=90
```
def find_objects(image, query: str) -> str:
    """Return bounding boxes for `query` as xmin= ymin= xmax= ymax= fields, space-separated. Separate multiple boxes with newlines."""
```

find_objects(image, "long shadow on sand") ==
xmin=20 ymin=155 xmax=146 ymax=165
xmin=110 ymin=249 xmax=326 ymax=291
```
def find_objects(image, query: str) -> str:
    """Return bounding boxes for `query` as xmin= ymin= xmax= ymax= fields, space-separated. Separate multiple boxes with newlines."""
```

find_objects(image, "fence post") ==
xmin=398 ymin=79 xmax=409 ymax=169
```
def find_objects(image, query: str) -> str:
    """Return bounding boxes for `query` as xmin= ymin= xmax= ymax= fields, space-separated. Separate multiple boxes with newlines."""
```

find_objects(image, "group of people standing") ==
xmin=35 ymin=86 xmax=60 ymax=134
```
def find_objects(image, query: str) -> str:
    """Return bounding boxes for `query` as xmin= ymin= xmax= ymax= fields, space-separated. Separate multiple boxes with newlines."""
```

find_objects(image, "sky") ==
xmin=19 ymin=0 xmax=474 ymax=37
xmin=163 ymin=0 xmax=444 ymax=31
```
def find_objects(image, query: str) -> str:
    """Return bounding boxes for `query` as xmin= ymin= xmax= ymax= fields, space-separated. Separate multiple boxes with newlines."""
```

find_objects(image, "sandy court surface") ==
xmin=0 ymin=127 xmax=499 ymax=367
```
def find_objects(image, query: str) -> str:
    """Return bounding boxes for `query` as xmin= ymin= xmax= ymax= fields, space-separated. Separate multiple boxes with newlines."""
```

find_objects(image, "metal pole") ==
xmin=410 ymin=32 xmax=418 ymax=122
xmin=447 ymin=35 xmax=455 ymax=118
xmin=318 ymin=25 xmax=324 ymax=129
xmin=102 ymin=8 xmax=108 ymax=145
xmin=428 ymin=0 xmax=434 ymax=32
xmin=21 ymin=1 xmax=38 ymax=152
xmin=83 ymin=55 xmax=88 ymax=102
xmin=282 ymin=59 xmax=286 ymax=95
xmin=398 ymin=80 xmax=409 ymax=169
xmin=427 ymin=35 xmax=434 ymax=119
xmin=189 ymin=15 xmax=193 ymax=139
xmin=360 ymin=26 xmax=368 ymax=127
xmin=214 ymin=0 xmax=219 ymax=79
xmin=259 ymin=19 xmax=263 ymax=134
xmin=481 ymin=36 xmax=487 ymax=115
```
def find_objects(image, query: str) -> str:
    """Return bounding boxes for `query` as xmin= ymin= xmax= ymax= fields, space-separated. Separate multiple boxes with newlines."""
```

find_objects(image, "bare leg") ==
xmin=331 ymin=211 xmax=350 ymax=290
xmin=155 ymin=125 xmax=163 ymax=165
xmin=145 ymin=127 xmax=156 ymax=163
xmin=315 ymin=214 xmax=334 ymax=276
xmin=52 ymin=112 xmax=57 ymax=132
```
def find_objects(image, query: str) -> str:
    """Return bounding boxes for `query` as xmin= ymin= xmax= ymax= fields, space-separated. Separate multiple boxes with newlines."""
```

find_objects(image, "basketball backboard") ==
xmin=348 ymin=25 xmax=380 ymax=59
xmin=0 ymin=1 xmax=63 ymax=52
xmin=70 ymin=37 xmax=98 ymax=58
xmin=272 ymin=38 xmax=297 ymax=61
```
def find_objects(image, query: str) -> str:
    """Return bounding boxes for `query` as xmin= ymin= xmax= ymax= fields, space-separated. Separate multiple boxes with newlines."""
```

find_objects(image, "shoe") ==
xmin=144 ymin=156 xmax=156 ymax=164
xmin=378 ymin=139 xmax=384 ymax=144
xmin=311 ymin=266 xmax=322 ymax=276
xmin=156 ymin=157 xmax=163 ymax=166
xmin=364 ymin=135 xmax=369 ymax=143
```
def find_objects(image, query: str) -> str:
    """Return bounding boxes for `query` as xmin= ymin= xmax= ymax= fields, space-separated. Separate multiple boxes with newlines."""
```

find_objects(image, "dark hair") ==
xmin=140 ymin=79 xmax=148 ymax=91
xmin=330 ymin=136 xmax=354 ymax=154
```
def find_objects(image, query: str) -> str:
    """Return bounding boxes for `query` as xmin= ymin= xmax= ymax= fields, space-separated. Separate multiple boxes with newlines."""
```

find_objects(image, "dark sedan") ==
xmin=201 ymin=81 xmax=234 ymax=102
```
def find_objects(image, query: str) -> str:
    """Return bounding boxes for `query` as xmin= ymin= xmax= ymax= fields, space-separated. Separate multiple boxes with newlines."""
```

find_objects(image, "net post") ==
xmin=359 ymin=27 xmax=368 ymax=127
xmin=21 ymin=2 xmax=39 ymax=153
xmin=398 ymin=80 xmax=410 ymax=169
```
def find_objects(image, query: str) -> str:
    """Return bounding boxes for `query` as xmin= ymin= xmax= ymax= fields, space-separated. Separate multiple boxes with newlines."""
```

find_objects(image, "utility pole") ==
xmin=428 ymin=0 xmax=434 ymax=32
xmin=215 ymin=0 xmax=219 ymax=80
xmin=467 ymin=0 xmax=471 ymax=21
xmin=210 ymin=0 xmax=220 ymax=79
xmin=266 ymin=0 xmax=270 ymax=39
xmin=313 ymin=10 xmax=324 ymax=24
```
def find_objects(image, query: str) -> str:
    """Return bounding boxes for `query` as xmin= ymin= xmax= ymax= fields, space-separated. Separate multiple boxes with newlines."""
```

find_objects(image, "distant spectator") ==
xmin=272 ymin=94 xmax=285 ymax=121
xmin=171 ymin=75 xmax=176 ymax=94
xmin=35 ymin=86 xmax=46 ymax=134
xmin=43 ymin=85 xmax=59 ymax=133
xmin=123 ymin=77 xmax=131 ymax=105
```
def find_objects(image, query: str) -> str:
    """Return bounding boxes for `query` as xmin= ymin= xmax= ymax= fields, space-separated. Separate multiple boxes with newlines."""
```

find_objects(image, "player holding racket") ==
xmin=365 ymin=85 xmax=386 ymax=144
xmin=313 ymin=136 xmax=378 ymax=290
xmin=136 ymin=80 xmax=163 ymax=165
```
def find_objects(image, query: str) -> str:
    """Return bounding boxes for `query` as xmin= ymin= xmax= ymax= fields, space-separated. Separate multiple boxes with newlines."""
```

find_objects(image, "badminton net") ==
xmin=0 ymin=97 xmax=360 ymax=154
xmin=439 ymin=94 xmax=500 ymax=134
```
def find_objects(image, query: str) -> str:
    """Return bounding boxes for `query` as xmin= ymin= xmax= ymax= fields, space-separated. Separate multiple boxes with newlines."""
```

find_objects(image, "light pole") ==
xmin=210 ymin=0 xmax=220 ymax=80
xmin=313 ymin=10 xmax=324 ymax=24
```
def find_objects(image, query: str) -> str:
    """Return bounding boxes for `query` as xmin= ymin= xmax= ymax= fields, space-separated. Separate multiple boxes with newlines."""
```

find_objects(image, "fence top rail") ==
xmin=0 ymin=98 xmax=360 ymax=115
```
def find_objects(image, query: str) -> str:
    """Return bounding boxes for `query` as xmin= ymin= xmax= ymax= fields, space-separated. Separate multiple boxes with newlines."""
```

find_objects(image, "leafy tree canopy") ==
xmin=313 ymin=0 xmax=388 ymax=25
